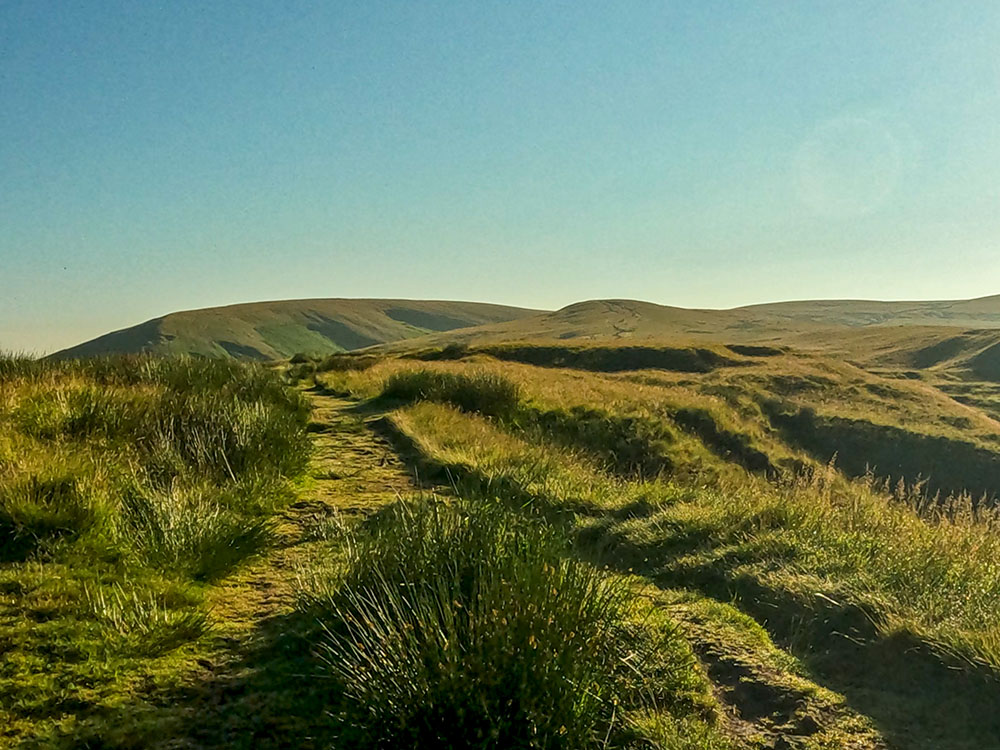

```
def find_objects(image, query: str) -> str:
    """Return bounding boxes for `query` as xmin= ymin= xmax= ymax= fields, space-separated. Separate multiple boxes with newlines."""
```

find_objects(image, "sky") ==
xmin=2 ymin=1 xmax=1000 ymax=353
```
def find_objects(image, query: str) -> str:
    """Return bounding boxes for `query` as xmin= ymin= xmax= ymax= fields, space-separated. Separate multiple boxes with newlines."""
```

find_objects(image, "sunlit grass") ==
xmin=0 ymin=353 xmax=311 ymax=744
xmin=298 ymin=495 xmax=721 ymax=749
xmin=376 ymin=370 xmax=1000 ymax=673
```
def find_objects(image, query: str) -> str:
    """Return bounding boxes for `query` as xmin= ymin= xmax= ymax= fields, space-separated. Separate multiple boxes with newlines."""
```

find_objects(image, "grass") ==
xmin=381 ymin=368 xmax=522 ymax=417
xmin=320 ymin=349 xmax=1000 ymax=496
xmin=316 ymin=357 xmax=1000 ymax=747
xmin=374 ymin=379 xmax=1000 ymax=671
xmin=53 ymin=299 xmax=538 ymax=360
xmin=12 ymin=337 xmax=1000 ymax=747
xmin=0 ymin=353 xmax=310 ymax=745
xmin=297 ymin=495 xmax=724 ymax=749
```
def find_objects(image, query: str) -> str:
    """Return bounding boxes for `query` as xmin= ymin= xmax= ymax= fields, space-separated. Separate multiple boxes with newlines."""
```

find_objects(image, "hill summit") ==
xmin=52 ymin=299 xmax=540 ymax=360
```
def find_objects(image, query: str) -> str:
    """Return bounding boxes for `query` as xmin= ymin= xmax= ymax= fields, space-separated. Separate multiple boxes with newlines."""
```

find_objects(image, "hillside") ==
xmin=379 ymin=296 xmax=1000 ymax=350
xmin=305 ymin=352 xmax=1000 ymax=748
xmin=745 ymin=294 xmax=1000 ymax=328
xmin=52 ymin=299 xmax=540 ymax=360
xmin=373 ymin=296 xmax=1000 ymax=380
xmin=54 ymin=294 xmax=1000 ymax=373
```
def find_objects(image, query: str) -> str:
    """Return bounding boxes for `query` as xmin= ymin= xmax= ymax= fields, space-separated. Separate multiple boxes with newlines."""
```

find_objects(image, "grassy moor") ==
xmin=9 ymin=5 xmax=1000 ymax=747
xmin=7 ymin=294 xmax=1000 ymax=748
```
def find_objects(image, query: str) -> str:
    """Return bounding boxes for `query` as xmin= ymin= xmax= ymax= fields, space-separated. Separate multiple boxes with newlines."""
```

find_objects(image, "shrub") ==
xmin=381 ymin=370 xmax=521 ymax=418
xmin=303 ymin=498 xmax=678 ymax=749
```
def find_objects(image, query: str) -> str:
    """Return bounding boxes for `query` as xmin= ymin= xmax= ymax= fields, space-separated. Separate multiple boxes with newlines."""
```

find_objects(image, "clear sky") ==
xmin=3 ymin=1 xmax=1000 ymax=353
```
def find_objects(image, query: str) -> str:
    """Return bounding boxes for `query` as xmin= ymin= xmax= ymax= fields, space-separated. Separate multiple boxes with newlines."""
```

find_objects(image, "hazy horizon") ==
xmin=4 ymin=2 xmax=1000 ymax=353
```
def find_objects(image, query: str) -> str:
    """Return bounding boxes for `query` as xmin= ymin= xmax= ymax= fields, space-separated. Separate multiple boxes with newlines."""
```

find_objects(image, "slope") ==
xmin=52 ymin=299 xmax=540 ymax=360
xmin=374 ymin=297 xmax=1000 ymax=381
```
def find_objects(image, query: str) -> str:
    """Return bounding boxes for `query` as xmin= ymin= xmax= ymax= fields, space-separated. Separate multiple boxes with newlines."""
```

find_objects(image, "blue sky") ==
xmin=2 ymin=1 xmax=999 ymax=353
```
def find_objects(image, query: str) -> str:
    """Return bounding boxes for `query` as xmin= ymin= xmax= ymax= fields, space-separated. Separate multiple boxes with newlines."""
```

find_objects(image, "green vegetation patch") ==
xmin=299 ymin=496 xmax=719 ymax=749
xmin=379 ymin=377 xmax=1000 ymax=747
xmin=0 ymin=353 xmax=310 ymax=745
xmin=381 ymin=368 xmax=522 ymax=417
xmin=765 ymin=401 xmax=1000 ymax=501
xmin=463 ymin=344 xmax=747 ymax=374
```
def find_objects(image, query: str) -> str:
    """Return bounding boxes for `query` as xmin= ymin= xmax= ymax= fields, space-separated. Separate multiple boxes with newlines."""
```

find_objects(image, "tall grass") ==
xmin=0 ymin=473 xmax=100 ymax=561
xmin=387 ymin=395 xmax=1000 ymax=673
xmin=301 ymin=497 xmax=694 ymax=749
xmin=381 ymin=369 xmax=522 ymax=417
xmin=84 ymin=582 xmax=210 ymax=656
xmin=0 ymin=353 xmax=316 ymax=745
xmin=118 ymin=480 xmax=275 ymax=580
xmin=0 ymin=354 xmax=311 ymax=676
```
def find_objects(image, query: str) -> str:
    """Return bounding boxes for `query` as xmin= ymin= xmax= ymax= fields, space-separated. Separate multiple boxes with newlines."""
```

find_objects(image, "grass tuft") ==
xmin=85 ymin=582 xmax=210 ymax=656
xmin=381 ymin=369 xmax=522 ymax=417
xmin=119 ymin=481 xmax=275 ymax=580
xmin=301 ymin=497 xmax=691 ymax=749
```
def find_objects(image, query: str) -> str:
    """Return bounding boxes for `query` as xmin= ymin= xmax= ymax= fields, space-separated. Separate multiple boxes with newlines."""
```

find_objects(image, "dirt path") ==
xmin=205 ymin=390 xmax=415 ymax=640
xmin=130 ymin=389 xmax=882 ymax=749
xmin=121 ymin=390 xmax=418 ymax=749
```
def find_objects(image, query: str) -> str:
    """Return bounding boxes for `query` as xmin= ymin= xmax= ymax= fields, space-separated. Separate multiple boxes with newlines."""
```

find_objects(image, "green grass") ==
xmin=317 ymin=356 xmax=1000 ymax=747
xmin=298 ymin=495 xmax=723 ymax=749
xmin=379 ymin=385 xmax=1000 ymax=672
xmin=52 ymin=299 xmax=539 ymax=360
xmin=13 ymin=338 xmax=1000 ymax=747
xmin=0 ymin=353 xmax=311 ymax=745
xmin=326 ymin=349 xmax=1000 ymax=497
xmin=381 ymin=368 xmax=523 ymax=417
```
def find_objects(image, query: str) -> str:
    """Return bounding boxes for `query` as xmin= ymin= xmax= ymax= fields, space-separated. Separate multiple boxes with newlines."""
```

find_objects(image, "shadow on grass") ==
xmin=764 ymin=400 xmax=1000 ymax=503
xmin=40 ymin=607 xmax=344 ymax=750
xmin=380 ymin=416 xmax=1000 ymax=750
xmin=579 ymin=514 xmax=1000 ymax=750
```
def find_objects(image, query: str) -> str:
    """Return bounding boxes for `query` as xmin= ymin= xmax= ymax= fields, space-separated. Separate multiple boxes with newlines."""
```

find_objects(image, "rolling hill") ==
xmin=51 ymin=299 xmax=540 ymax=360
xmin=54 ymin=294 xmax=1000 ymax=369
xmin=381 ymin=295 xmax=1000 ymax=349
xmin=375 ymin=296 xmax=1000 ymax=379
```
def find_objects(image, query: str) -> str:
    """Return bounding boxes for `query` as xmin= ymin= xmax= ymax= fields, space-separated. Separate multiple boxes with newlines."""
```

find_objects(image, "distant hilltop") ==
xmin=53 ymin=294 xmax=1000 ymax=362
xmin=51 ymin=299 xmax=541 ymax=360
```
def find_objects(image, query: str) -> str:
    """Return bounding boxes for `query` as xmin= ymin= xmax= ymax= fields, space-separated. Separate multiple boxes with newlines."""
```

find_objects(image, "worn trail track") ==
xmin=120 ymin=390 xmax=416 ymax=749
xmin=128 ymin=388 xmax=882 ymax=749
xmin=206 ymin=391 xmax=416 ymax=637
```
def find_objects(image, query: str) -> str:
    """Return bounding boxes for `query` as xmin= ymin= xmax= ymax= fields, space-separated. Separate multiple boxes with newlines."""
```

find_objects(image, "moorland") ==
xmin=5 ymin=294 xmax=1000 ymax=748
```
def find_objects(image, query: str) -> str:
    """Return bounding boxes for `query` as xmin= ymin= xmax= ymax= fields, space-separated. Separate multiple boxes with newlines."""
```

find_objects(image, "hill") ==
xmin=54 ymin=294 xmax=1000 ymax=369
xmin=379 ymin=295 xmax=1000 ymax=349
xmin=51 ymin=299 xmax=540 ymax=360
xmin=373 ymin=296 xmax=1000 ymax=380
xmin=745 ymin=293 xmax=1000 ymax=328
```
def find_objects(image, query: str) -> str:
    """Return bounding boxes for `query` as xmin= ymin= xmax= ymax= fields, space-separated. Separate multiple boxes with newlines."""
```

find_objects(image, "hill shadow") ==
xmin=764 ymin=401 xmax=1000 ymax=502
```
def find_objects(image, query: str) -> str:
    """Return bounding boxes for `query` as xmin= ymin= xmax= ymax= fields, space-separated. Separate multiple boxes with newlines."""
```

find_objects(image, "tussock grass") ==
xmin=300 ymin=496 xmax=713 ymax=749
xmin=0 ymin=473 xmax=101 ymax=560
xmin=448 ymin=343 xmax=746 ymax=374
xmin=118 ymin=481 xmax=275 ymax=580
xmin=382 ymin=368 xmax=522 ymax=417
xmin=386 ymin=386 xmax=1000 ymax=674
xmin=0 ymin=353 xmax=310 ymax=744
xmin=85 ymin=582 xmax=210 ymax=656
xmin=514 ymin=404 xmax=677 ymax=479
